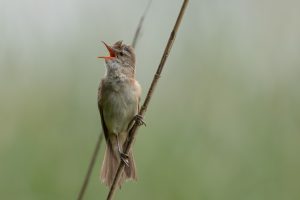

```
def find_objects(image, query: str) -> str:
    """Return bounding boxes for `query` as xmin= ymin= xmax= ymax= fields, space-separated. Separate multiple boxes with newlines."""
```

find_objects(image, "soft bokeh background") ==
xmin=1 ymin=0 xmax=300 ymax=199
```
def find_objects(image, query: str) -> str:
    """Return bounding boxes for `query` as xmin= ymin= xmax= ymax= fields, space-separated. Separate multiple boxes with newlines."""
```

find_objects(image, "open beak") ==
xmin=97 ymin=41 xmax=116 ymax=60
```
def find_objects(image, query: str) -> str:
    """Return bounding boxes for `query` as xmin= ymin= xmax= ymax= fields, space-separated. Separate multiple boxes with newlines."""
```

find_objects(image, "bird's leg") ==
xmin=116 ymin=134 xmax=129 ymax=166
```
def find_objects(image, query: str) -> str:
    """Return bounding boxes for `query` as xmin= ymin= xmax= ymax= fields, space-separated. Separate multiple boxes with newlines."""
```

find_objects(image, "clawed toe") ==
xmin=120 ymin=152 xmax=129 ymax=159
xmin=134 ymin=114 xmax=146 ymax=126
xmin=120 ymin=153 xmax=129 ymax=167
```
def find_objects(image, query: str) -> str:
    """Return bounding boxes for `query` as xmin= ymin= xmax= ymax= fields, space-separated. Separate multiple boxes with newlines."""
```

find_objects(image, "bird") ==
xmin=97 ymin=40 xmax=142 ymax=187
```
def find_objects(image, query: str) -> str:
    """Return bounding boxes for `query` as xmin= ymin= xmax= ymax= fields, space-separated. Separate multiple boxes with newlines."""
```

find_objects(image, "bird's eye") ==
xmin=119 ymin=52 xmax=124 ymax=56
xmin=124 ymin=46 xmax=129 ymax=52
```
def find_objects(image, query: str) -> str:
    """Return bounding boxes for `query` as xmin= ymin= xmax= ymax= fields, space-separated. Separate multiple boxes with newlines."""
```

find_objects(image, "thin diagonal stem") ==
xmin=77 ymin=133 xmax=103 ymax=200
xmin=106 ymin=1 xmax=189 ymax=199
xmin=132 ymin=0 xmax=152 ymax=48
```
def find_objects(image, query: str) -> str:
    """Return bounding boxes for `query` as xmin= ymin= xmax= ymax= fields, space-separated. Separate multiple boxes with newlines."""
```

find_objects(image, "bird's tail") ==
xmin=100 ymin=142 xmax=137 ymax=188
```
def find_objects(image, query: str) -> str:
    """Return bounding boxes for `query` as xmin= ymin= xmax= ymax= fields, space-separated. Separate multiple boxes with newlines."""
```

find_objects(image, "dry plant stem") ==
xmin=106 ymin=1 xmax=189 ymax=200
xmin=77 ymin=133 xmax=103 ymax=200
xmin=76 ymin=2 xmax=152 ymax=200
xmin=132 ymin=0 xmax=152 ymax=48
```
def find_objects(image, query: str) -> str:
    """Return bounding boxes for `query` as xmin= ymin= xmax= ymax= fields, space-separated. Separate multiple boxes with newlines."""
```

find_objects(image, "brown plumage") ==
xmin=97 ymin=41 xmax=141 ymax=187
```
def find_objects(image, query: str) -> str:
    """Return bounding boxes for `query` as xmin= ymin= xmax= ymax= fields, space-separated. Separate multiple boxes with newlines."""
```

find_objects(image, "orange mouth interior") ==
xmin=98 ymin=41 xmax=115 ymax=59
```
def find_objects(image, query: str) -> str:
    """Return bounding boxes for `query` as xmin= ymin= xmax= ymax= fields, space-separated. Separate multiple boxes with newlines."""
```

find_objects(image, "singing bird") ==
xmin=97 ymin=41 xmax=142 ymax=187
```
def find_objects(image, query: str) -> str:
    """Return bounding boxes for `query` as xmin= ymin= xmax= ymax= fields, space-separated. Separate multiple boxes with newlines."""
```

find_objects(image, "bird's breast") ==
xmin=102 ymin=78 xmax=139 ymax=134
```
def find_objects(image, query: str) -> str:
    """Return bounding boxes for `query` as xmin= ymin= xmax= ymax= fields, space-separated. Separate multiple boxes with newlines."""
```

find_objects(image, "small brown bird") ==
xmin=97 ymin=41 xmax=142 ymax=187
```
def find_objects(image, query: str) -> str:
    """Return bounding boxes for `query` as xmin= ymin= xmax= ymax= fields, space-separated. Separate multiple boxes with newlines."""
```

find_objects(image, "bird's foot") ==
xmin=133 ymin=114 xmax=146 ymax=127
xmin=120 ymin=152 xmax=129 ymax=167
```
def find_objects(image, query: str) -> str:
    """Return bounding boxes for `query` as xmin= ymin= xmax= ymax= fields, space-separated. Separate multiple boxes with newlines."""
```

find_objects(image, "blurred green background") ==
xmin=1 ymin=0 xmax=300 ymax=199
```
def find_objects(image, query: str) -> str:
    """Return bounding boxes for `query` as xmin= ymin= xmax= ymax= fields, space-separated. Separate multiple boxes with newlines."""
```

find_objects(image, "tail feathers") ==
xmin=100 ymin=146 xmax=137 ymax=188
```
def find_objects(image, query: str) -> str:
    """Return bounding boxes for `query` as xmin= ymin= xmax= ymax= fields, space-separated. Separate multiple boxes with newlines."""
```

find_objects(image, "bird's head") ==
xmin=98 ymin=40 xmax=136 ymax=68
